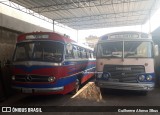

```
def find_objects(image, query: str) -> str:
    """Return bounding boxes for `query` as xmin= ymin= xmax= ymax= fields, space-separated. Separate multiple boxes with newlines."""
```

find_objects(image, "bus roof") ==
xmin=99 ymin=31 xmax=152 ymax=42
xmin=17 ymin=32 xmax=93 ymax=51
xmin=17 ymin=32 xmax=76 ymax=43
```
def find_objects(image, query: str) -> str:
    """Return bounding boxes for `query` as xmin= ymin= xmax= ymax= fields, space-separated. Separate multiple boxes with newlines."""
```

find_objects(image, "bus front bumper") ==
xmin=95 ymin=81 xmax=154 ymax=91
xmin=12 ymin=86 xmax=64 ymax=93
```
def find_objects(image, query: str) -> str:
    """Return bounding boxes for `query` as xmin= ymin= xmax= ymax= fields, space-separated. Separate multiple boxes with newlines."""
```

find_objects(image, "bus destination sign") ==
xmin=110 ymin=34 xmax=139 ymax=39
xmin=26 ymin=34 xmax=49 ymax=40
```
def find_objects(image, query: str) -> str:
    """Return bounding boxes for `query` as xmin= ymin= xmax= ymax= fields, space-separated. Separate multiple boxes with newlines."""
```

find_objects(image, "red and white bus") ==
xmin=11 ymin=32 xmax=96 ymax=95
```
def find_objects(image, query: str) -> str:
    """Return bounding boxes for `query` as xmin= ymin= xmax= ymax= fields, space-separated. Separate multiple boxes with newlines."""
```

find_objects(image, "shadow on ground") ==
xmin=100 ymin=88 xmax=148 ymax=97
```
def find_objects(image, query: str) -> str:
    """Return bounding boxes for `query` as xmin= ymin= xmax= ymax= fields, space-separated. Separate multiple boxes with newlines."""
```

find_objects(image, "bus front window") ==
xmin=97 ymin=41 xmax=123 ymax=58
xmin=97 ymin=41 xmax=153 ymax=58
xmin=13 ymin=41 xmax=64 ymax=62
xmin=124 ymin=41 xmax=153 ymax=58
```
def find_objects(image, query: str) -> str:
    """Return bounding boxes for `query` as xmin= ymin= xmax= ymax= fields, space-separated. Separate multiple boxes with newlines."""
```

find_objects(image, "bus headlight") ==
xmin=48 ymin=77 xmax=56 ymax=82
xmin=146 ymin=75 xmax=152 ymax=81
xmin=12 ymin=76 xmax=15 ymax=80
xmin=138 ymin=75 xmax=145 ymax=82
xmin=97 ymin=73 xmax=102 ymax=79
xmin=102 ymin=73 xmax=110 ymax=79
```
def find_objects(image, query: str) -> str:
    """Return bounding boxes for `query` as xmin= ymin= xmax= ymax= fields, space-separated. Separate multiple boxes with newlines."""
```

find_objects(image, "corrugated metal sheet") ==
xmin=9 ymin=0 xmax=160 ymax=30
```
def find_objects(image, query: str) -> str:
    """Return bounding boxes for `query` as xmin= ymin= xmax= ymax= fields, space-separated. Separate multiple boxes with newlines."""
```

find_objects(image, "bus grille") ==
xmin=14 ymin=75 xmax=50 ymax=82
xmin=103 ymin=65 xmax=145 ymax=83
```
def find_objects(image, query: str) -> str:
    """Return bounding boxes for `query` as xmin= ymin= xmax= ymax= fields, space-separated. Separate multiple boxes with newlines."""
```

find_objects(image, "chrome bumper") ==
xmin=95 ymin=81 xmax=154 ymax=91
xmin=12 ymin=86 xmax=64 ymax=93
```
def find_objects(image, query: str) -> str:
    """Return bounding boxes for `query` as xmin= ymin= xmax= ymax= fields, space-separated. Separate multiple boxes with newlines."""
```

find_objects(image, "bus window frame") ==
xmin=12 ymin=40 xmax=65 ymax=63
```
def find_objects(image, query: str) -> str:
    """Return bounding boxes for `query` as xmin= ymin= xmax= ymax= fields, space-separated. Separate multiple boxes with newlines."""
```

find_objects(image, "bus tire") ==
xmin=71 ymin=79 xmax=80 ymax=95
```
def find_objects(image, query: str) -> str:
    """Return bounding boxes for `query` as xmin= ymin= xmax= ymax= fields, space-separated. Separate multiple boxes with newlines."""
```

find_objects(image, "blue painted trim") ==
xmin=63 ymin=60 xmax=95 ymax=66
xmin=14 ymin=65 xmax=54 ymax=72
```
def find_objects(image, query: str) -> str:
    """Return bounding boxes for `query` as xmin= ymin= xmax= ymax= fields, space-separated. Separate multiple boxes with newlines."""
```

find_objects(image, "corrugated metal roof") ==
xmin=8 ymin=0 xmax=160 ymax=30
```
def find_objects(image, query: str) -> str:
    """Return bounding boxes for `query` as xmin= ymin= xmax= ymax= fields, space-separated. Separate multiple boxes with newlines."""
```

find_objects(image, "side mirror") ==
xmin=154 ymin=45 xmax=159 ymax=57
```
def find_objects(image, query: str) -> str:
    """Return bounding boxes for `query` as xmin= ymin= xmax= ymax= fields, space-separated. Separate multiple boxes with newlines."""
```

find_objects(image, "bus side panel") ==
xmin=81 ymin=73 xmax=95 ymax=84
xmin=63 ymin=60 xmax=96 ymax=92
xmin=74 ymin=60 xmax=95 ymax=84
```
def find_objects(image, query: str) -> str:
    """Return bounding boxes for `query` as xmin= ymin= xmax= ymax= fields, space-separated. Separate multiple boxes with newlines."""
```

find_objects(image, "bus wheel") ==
xmin=71 ymin=79 xmax=80 ymax=95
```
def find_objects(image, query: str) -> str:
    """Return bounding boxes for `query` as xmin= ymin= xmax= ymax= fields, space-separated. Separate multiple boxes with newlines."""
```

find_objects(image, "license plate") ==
xmin=22 ymin=88 xmax=32 ymax=93
xmin=108 ymin=78 xmax=119 ymax=82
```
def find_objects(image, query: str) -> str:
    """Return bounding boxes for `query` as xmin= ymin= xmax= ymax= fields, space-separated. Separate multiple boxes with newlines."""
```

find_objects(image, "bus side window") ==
xmin=86 ymin=50 xmax=90 ymax=58
xmin=89 ymin=51 xmax=93 ymax=58
xmin=65 ymin=45 xmax=74 ymax=59
xmin=91 ymin=52 xmax=94 ymax=58
xmin=82 ymin=49 xmax=87 ymax=59
xmin=81 ymin=48 xmax=84 ymax=59
xmin=73 ymin=45 xmax=78 ymax=59
xmin=80 ymin=48 xmax=86 ymax=59
xmin=77 ymin=47 xmax=82 ymax=58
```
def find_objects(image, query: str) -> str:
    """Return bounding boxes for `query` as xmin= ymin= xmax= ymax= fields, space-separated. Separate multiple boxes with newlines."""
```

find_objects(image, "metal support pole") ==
xmin=149 ymin=13 xmax=151 ymax=34
xmin=77 ymin=30 xmax=78 ymax=43
xmin=53 ymin=20 xmax=55 ymax=32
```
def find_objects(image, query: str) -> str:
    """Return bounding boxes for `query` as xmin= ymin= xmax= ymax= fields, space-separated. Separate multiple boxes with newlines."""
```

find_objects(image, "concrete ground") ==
xmin=0 ymin=82 xmax=160 ymax=115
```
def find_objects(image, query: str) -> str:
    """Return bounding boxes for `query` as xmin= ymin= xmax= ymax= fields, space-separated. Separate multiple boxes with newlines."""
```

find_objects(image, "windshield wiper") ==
xmin=105 ymin=55 xmax=122 ymax=58
xmin=125 ymin=52 xmax=135 ymax=57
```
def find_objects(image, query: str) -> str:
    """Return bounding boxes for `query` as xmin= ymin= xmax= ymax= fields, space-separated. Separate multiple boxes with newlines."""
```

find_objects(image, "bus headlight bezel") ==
xmin=102 ymin=73 xmax=110 ymax=79
xmin=146 ymin=75 xmax=152 ymax=81
xmin=138 ymin=75 xmax=145 ymax=82
xmin=96 ymin=72 xmax=103 ymax=79
xmin=48 ymin=77 xmax=56 ymax=82
xmin=12 ymin=76 xmax=15 ymax=80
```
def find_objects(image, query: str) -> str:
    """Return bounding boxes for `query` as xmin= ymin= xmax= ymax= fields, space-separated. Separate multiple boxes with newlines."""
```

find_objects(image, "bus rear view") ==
xmin=95 ymin=31 xmax=158 ymax=95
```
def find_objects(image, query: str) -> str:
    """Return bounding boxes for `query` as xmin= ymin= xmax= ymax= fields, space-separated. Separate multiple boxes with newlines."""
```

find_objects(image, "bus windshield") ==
xmin=97 ymin=41 xmax=153 ymax=58
xmin=13 ymin=41 xmax=64 ymax=62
